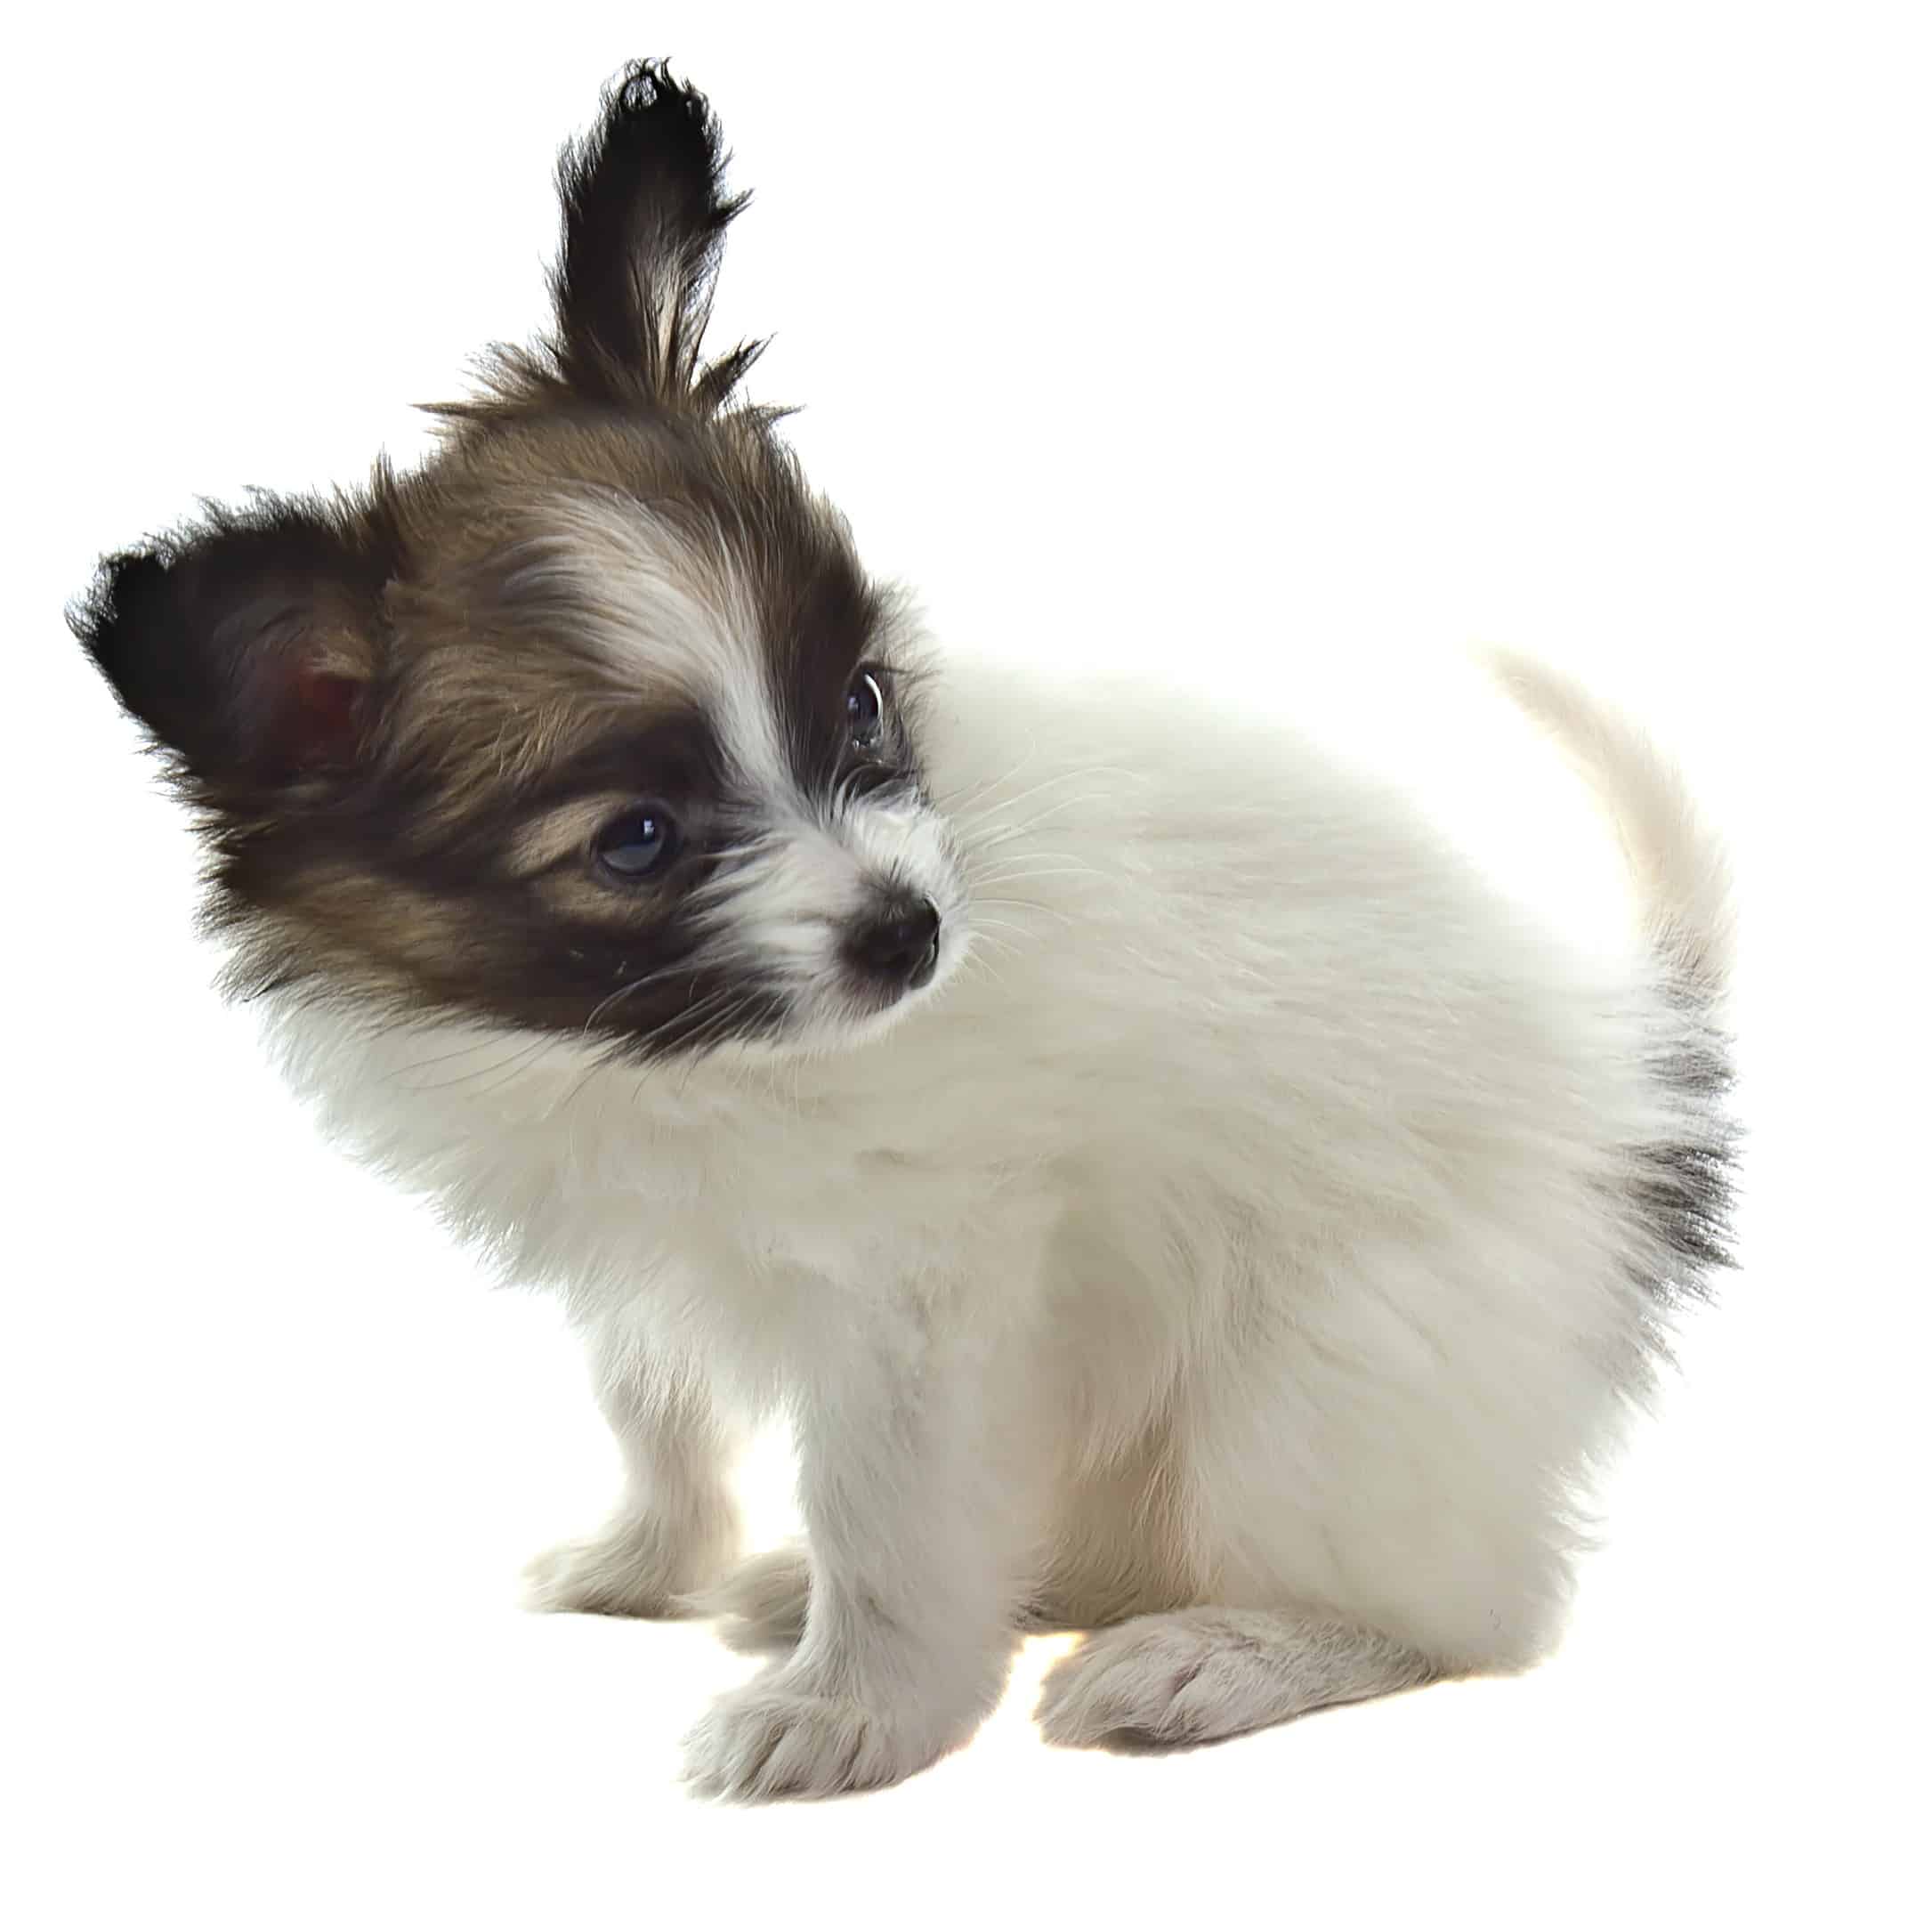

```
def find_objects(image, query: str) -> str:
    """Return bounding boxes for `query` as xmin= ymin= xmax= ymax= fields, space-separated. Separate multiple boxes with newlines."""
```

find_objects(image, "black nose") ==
xmin=850 ymin=897 xmax=941 ymax=985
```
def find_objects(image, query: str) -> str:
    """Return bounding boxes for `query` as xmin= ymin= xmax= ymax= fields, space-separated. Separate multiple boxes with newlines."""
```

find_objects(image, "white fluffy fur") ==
xmin=260 ymin=648 xmax=1730 ymax=1798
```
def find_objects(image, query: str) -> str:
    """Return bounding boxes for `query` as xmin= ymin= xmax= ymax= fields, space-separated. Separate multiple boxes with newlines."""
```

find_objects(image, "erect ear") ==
xmin=70 ymin=484 xmax=400 ymax=797
xmin=547 ymin=60 xmax=763 ymax=410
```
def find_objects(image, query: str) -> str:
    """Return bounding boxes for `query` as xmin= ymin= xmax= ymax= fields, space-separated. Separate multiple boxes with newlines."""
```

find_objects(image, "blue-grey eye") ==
xmin=595 ymin=806 xmax=681 ymax=879
xmin=846 ymin=668 xmax=885 ymax=749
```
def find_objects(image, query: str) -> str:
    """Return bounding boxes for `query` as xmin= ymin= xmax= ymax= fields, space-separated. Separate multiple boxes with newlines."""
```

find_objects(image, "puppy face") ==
xmin=73 ymin=65 xmax=966 ymax=1057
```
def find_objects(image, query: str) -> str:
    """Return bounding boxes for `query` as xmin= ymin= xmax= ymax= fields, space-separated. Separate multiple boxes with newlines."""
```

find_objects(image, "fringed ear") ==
xmin=546 ymin=60 xmax=763 ymax=410
xmin=70 ymin=481 xmax=400 ymax=798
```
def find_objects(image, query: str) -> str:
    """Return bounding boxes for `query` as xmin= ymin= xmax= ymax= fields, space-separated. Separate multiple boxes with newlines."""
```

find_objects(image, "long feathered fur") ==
xmin=72 ymin=60 xmax=1739 ymax=1800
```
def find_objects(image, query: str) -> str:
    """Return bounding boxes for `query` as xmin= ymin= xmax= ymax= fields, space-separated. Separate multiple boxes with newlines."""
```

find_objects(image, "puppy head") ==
xmin=72 ymin=63 xmax=966 ymax=1059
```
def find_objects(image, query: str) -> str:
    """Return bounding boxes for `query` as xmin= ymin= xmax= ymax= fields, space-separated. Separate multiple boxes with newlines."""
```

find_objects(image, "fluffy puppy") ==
xmin=72 ymin=62 xmax=1736 ymax=1798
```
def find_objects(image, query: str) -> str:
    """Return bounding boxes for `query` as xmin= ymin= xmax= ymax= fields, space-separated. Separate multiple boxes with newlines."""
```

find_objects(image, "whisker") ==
xmin=967 ymin=853 xmax=1103 ymax=879
xmin=581 ymin=974 xmax=656 ymax=1034
xmin=393 ymin=1028 xmax=559 ymax=1095
xmin=951 ymin=764 xmax=1150 ymax=838
xmin=974 ymin=894 xmax=1076 ymax=925
xmin=377 ymin=1026 xmax=529 ymax=1083
xmin=959 ymin=789 xmax=1129 ymax=850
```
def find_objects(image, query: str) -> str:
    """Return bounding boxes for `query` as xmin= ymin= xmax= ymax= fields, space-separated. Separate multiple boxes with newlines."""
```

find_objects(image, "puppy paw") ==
xmin=1035 ymin=1614 xmax=1279 ymax=1747
xmin=680 ymin=1679 xmax=949 ymax=1800
xmin=522 ymin=1520 xmax=720 ymax=1619
xmin=689 ymin=1540 xmax=812 ymax=1653
xmin=1036 ymin=1608 xmax=1430 ymax=1748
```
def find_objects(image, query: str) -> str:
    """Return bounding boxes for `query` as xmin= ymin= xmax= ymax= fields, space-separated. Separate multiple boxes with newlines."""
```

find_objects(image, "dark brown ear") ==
xmin=547 ymin=59 xmax=763 ymax=409
xmin=71 ymin=483 xmax=400 ymax=797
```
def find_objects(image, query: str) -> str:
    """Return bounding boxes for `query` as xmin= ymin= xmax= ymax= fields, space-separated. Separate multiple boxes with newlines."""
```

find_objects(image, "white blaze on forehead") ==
xmin=520 ymin=485 xmax=790 ymax=794
xmin=514 ymin=490 xmax=968 ymax=1025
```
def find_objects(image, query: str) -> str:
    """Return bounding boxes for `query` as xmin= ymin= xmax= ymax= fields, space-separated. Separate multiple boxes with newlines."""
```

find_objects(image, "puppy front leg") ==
xmin=524 ymin=1319 xmax=740 ymax=1617
xmin=682 ymin=1291 xmax=1037 ymax=1799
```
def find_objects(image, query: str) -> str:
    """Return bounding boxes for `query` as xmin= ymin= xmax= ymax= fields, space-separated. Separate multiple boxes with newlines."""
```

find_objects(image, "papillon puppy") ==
xmin=72 ymin=62 xmax=1737 ymax=1799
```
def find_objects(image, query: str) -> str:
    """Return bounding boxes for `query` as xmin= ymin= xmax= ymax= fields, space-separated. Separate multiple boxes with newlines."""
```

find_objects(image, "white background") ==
xmin=7 ymin=4 xmax=1928 ymax=1913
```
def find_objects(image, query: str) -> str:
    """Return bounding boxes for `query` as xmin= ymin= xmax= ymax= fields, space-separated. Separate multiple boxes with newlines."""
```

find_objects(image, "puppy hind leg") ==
xmin=1036 ymin=1606 xmax=1437 ymax=1749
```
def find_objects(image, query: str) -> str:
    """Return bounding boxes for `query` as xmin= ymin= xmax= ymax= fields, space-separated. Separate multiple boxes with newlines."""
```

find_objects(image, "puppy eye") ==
xmin=594 ymin=805 xmax=682 ymax=879
xmin=846 ymin=668 xmax=885 ymax=749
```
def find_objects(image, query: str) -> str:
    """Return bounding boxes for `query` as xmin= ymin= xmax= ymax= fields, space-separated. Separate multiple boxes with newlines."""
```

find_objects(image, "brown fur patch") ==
xmin=73 ymin=63 xmax=917 ymax=1058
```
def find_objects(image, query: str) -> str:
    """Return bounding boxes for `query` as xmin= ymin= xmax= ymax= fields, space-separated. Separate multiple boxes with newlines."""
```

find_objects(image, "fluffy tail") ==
xmin=1478 ymin=645 xmax=1734 ymax=999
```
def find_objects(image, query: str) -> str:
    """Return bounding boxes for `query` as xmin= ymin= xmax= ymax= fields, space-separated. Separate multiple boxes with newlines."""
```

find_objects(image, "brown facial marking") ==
xmin=74 ymin=65 xmax=925 ymax=1058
